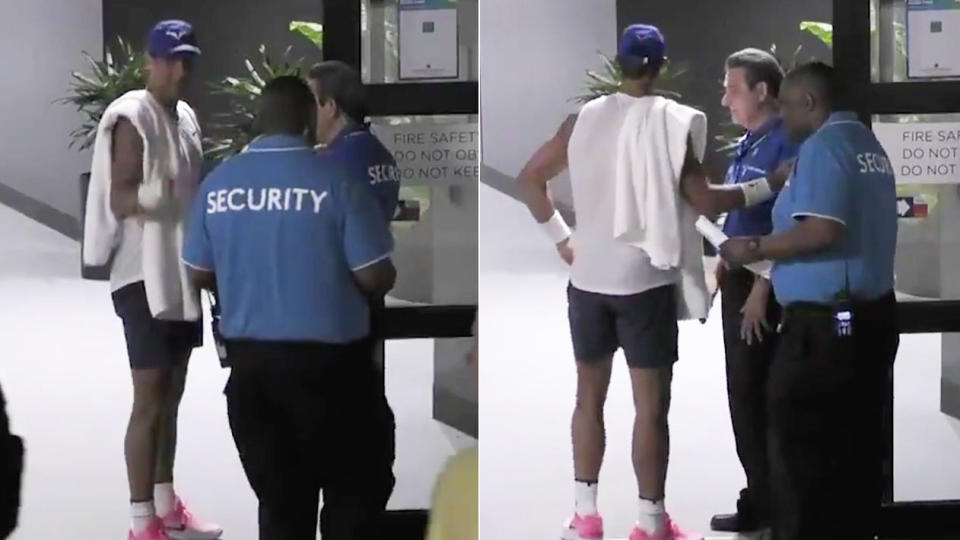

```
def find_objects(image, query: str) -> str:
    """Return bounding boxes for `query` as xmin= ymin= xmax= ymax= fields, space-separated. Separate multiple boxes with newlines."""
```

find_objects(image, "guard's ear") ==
xmin=803 ymin=92 xmax=816 ymax=112
xmin=755 ymin=81 xmax=769 ymax=103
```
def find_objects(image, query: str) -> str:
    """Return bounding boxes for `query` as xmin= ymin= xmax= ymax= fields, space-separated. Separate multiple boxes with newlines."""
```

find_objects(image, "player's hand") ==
xmin=556 ymin=238 xmax=574 ymax=266
xmin=769 ymin=158 xmax=796 ymax=192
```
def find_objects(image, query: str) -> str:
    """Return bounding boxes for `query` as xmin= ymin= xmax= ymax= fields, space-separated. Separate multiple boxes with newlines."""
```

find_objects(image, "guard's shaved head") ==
xmin=779 ymin=61 xmax=838 ymax=144
xmin=255 ymin=75 xmax=317 ymax=140
xmin=784 ymin=61 xmax=836 ymax=109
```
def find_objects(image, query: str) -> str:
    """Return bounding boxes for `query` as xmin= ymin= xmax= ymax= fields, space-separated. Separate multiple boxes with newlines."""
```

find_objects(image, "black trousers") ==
xmin=0 ymin=382 xmax=23 ymax=540
xmin=224 ymin=340 xmax=396 ymax=540
xmin=720 ymin=268 xmax=781 ymax=524
xmin=768 ymin=292 xmax=898 ymax=540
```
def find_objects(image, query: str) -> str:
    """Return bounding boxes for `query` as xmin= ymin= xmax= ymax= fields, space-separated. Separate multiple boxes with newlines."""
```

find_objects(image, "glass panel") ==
xmin=872 ymin=113 xmax=960 ymax=300
xmin=361 ymin=0 xmax=478 ymax=84
xmin=893 ymin=333 xmax=960 ymax=502
xmin=878 ymin=113 xmax=960 ymax=499
xmin=871 ymin=0 xmax=960 ymax=83
xmin=372 ymin=115 xmax=479 ymax=306
xmin=385 ymin=338 xmax=476 ymax=510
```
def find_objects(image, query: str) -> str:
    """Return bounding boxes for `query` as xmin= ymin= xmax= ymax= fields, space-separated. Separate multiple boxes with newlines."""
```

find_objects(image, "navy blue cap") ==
xmin=618 ymin=24 xmax=665 ymax=69
xmin=147 ymin=20 xmax=201 ymax=58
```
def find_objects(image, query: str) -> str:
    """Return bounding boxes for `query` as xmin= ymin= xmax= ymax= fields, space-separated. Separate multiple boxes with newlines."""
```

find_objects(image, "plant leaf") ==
xmin=289 ymin=21 xmax=323 ymax=48
xmin=60 ymin=35 xmax=147 ymax=150
xmin=800 ymin=21 xmax=833 ymax=47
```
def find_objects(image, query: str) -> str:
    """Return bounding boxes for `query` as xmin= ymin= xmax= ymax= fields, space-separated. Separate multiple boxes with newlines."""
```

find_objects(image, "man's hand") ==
xmin=768 ymin=158 xmax=796 ymax=192
xmin=719 ymin=237 xmax=760 ymax=269
xmin=740 ymin=279 xmax=771 ymax=345
xmin=715 ymin=260 xmax=727 ymax=290
xmin=556 ymin=238 xmax=574 ymax=266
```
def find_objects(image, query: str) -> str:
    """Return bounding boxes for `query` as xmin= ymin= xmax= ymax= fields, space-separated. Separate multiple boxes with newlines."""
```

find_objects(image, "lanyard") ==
xmin=730 ymin=131 xmax=771 ymax=183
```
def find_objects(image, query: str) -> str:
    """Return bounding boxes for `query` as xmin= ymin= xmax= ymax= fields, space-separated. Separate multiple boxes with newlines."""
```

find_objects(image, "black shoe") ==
xmin=710 ymin=511 xmax=766 ymax=533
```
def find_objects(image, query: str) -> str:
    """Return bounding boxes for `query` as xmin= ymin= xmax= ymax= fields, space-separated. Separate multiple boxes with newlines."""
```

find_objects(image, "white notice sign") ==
xmin=371 ymin=122 xmax=479 ymax=182
xmin=398 ymin=0 xmax=459 ymax=80
xmin=873 ymin=121 xmax=960 ymax=184
xmin=907 ymin=0 xmax=960 ymax=79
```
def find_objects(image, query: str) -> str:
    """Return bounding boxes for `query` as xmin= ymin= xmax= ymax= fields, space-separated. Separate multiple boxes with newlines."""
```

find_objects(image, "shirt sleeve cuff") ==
xmin=351 ymin=251 xmax=392 ymax=271
xmin=181 ymin=257 xmax=214 ymax=272
xmin=791 ymin=212 xmax=847 ymax=226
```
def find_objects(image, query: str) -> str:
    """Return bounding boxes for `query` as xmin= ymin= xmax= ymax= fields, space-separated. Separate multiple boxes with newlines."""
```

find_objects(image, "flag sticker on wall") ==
xmin=897 ymin=196 xmax=930 ymax=218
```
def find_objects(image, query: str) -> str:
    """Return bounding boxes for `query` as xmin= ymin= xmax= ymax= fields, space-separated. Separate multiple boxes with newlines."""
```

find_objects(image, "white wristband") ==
xmin=540 ymin=210 xmax=571 ymax=244
xmin=739 ymin=177 xmax=774 ymax=207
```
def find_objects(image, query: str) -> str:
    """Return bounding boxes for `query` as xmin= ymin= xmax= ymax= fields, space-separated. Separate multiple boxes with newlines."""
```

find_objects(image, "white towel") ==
xmin=612 ymin=95 xmax=710 ymax=321
xmin=82 ymin=89 xmax=201 ymax=321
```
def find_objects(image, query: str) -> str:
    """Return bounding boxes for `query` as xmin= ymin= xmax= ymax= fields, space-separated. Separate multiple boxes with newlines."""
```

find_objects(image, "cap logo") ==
xmin=165 ymin=29 xmax=188 ymax=40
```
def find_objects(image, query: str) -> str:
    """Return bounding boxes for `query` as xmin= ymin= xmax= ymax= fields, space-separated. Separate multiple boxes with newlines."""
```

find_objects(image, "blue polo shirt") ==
xmin=723 ymin=117 xmax=798 ymax=237
xmin=320 ymin=123 xmax=400 ymax=223
xmin=182 ymin=134 xmax=394 ymax=343
xmin=770 ymin=112 xmax=897 ymax=305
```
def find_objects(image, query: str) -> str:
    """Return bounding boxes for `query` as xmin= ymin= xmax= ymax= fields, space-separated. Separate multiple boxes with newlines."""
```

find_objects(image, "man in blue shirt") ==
xmin=721 ymin=62 xmax=898 ymax=540
xmin=710 ymin=49 xmax=798 ymax=536
xmin=308 ymin=61 xmax=401 ymax=224
xmin=306 ymin=60 xmax=400 ymax=422
xmin=182 ymin=76 xmax=397 ymax=540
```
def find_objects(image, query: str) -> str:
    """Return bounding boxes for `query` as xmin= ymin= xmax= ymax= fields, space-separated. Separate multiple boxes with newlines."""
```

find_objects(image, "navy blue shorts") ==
xmin=112 ymin=281 xmax=202 ymax=370
xmin=567 ymin=283 xmax=679 ymax=369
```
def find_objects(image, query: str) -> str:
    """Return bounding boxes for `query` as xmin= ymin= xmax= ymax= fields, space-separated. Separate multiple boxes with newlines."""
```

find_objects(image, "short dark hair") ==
xmin=785 ymin=61 xmax=837 ymax=108
xmin=617 ymin=55 xmax=663 ymax=81
xmin=307 ymin=61 xmax=367 ymax=124
xmin=725 ymin=48 xmax=785 ymax=98
xmin=255 ymin=75 xmax=315 ymax=135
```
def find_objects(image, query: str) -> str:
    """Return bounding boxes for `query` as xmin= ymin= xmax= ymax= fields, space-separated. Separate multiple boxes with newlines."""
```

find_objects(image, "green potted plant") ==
xmin=59 ymin=36 xmax=146 ymax=279
xmin=204 ymin=21 xmax=323 ymax=164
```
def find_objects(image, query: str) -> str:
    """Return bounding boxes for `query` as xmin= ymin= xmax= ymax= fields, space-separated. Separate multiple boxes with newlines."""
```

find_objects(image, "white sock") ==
xmin=130 ymin=500 xmax=156 ymax=534
xmin=574 ymin=480 xmax=598 ymax=516
xmin=637 ymin=498 xmax=666 ymax=533
xmin=154 ymin=483 xmax=176 ymax=517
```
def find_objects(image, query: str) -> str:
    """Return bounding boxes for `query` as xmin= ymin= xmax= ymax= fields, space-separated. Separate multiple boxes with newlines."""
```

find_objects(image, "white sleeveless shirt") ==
xmin=566 ymin=94 xmax=678 ymax=296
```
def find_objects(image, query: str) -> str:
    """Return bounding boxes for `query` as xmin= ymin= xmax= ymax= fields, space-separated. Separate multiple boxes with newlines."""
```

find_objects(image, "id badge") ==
xmin=834 ymin=308 xmax=854 ymax=338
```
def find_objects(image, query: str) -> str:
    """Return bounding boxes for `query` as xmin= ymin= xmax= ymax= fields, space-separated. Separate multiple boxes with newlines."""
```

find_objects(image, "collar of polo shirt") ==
xmin=244 ymin=133 xmax=312 ymax=153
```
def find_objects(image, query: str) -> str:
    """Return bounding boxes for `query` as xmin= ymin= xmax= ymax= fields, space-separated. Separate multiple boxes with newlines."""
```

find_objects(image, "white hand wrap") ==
xmin=540 ymin=210 xmax=571 ymax=244
xmin=738 ymin=176 xmax=775 ymax=207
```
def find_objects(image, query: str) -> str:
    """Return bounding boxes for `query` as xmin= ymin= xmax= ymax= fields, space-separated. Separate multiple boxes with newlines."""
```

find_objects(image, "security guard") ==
xmin=183 ymin=76 xmax=397 ymax=540
xmin=711 ymin=48 xmax=798 ymax=535
xmin=721 ymin=62 xmax=898 ymax=540
xmin=308 ymin=61 xmax=401 ymax=223
xmin=306 ymin=60 xmax=399 ymax=473
xmin=0 ymin=383 xmax=23 ymax=540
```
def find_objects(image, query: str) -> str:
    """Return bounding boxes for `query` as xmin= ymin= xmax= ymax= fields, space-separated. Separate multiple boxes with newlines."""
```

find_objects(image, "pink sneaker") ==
xmin=160 ymin=497 xmax=223 ymax=540
xmin=128 ymin=517 xmax=171 ymax=540
xmin=561 ymin=513 xmax=604 ymax=539
xmin=629 ymin=515 xmax=703 ymax=540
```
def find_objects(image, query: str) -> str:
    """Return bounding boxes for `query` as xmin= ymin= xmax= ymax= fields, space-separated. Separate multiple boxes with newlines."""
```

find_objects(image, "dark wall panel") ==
xmin=617 ymin=0 xmax=832 ymax=173
xmin=103 ymin=0 xmax=324 ymax=132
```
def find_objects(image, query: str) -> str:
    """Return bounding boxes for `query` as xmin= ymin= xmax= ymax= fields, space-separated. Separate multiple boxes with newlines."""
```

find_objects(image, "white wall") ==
xmin=479 ymin=0 xmax=617 ymax=184
xmin=0 ymin=0 xmax=103 ymax=219
xmin=478 ymin=0 xmax=616 ymax=271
